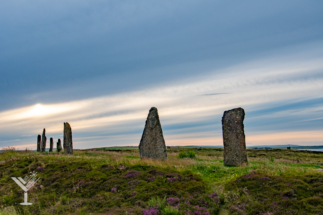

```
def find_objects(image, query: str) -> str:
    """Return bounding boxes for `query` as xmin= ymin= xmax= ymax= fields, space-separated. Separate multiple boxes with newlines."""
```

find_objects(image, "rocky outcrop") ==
xmin=64 ymin=122 xmax=73 ymax=154
xmin=222 ymin=107 xmax=248 ymax=166
xmin=139 ymin=107 xmax=167 ymax=160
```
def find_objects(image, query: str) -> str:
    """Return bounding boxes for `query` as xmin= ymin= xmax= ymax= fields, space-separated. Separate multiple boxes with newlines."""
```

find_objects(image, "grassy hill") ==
xmin=0 ymin=147 xmax=323 ymax=214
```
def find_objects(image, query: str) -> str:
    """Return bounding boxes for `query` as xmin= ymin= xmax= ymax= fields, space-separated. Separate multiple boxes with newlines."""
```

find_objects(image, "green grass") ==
xmin=0 ymin=148 xmax=323 ymax=214
xmin=126 ymin=155 xmax=140 ymax=159
xmin=105 ymin=147 xmax=138 ymax=150
xmin=178 ymin=151 xmax=195 ymax=159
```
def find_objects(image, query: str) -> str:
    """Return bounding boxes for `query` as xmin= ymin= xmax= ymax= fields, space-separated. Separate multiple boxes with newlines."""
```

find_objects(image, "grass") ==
xmin=0 ymin=147 xmax=323 ymax=214
xmin=178 ymin=151 xmax=195 ymax=159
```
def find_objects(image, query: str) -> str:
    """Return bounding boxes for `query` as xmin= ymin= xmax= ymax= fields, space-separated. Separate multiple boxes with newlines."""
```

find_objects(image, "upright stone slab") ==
xmin=37 ymin=135 xmax=41 ymax=152
xmin=41 ymin=129 xmax=47 ymax=152
xmin=57 ymin=139 xmax=62 ymax=152
xmin=139 ymin=107 xmax=167 ymax=160
xmin=222 ymin=107 xmax=248 ymax=166
xmin=64 ymin=122 xmax=73 ymax=154
xmin=49 ymin=138 xmax=53 ymax=152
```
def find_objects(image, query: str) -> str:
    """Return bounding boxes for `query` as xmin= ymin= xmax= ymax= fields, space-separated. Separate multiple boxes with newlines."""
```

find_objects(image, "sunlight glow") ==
xmin=26 ymin=104 xmax=47 ymax=117
xmin=14 ymin=103 xmax=79 ymax=119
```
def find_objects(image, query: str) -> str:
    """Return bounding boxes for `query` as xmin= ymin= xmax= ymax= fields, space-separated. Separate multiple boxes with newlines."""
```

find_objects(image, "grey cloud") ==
xmin=1 ymin=1 xmax=323 ymax=111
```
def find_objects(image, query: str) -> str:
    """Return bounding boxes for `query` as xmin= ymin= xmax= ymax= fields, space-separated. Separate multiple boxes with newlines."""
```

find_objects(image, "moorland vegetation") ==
xmin=0 ymin=147 xmax=323 ymax=215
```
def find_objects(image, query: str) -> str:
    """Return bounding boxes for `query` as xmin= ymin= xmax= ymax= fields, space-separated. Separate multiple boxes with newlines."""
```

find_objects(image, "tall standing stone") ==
xmin=41 ymin=128 xmax=47 ymax=152
xmin=222 ymin=107 xmax=248 ymax=166
xmin=37 ymin=135 xmax=41 ymax=152
xmin=139 ymin=107 xmax=167 ymax=160
xmin=64 ymin=122 xmax=73 ymax=154
xmin=49 ymin=138 xmax=53 ymax=152
xmin=57 ymin=139 xmax=62 ymax=152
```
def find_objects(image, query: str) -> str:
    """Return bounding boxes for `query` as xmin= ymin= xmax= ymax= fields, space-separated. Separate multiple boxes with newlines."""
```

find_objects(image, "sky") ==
xmin=0 ymin=0 xmax=323 ymax=150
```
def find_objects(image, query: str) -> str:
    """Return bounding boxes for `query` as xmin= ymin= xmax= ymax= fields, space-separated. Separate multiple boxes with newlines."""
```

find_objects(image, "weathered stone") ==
xmin=41 ymin=128 xmax=47 ymax=152
xmin=49 ymin=138 xmax=53 ymax=152
xmin=64 ymin=122 xmax=73 ymax=154
xmin=37 ymin=135 xmax=41 ymax=152
xmin=222 ymin=107 xmax=248 ymax=166
xmin=57 ymin=139 xmax=62 ymax=152
xmin=139 ymin=107 xmax=167 ymax=160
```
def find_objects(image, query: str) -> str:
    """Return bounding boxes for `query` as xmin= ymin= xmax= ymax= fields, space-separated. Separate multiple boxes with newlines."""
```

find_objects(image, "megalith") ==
xmin=222 ymin=107 xmax=248 ymax=166
xmin=139 ymin=107 xmax=167 ymax=160
xmin=64 ymin=122 xmax=73 ymax=154
xmin=37 ymin=135 xmax=41 ymax=152
xmin=41 ymin=128 xmax=47 ymax=152
xmin=49 ymin=138 xmax=53 ymax=152
xmin=57 ymin=139 xmax=62 ymax=152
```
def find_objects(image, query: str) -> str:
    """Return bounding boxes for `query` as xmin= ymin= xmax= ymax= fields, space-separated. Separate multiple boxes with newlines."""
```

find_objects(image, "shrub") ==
xmin=148 ymin=196 xmax=166 ymax=210
xmin=179 ymin=151 xmax=195 ymax=159
xmin=142 ymin=207 xmax=160 ymax=215
xmin=179 ymin=152 xmax=187 ymax=159
xmin=188 ymin=151 xmax=195 ymax=158
xmin=162 ymin=205 xmax=179 ymax=215
xmin=37 ymin=166 xmax=45 ymax=172
xmin=166 ymin=197 xmax=180 ymax=206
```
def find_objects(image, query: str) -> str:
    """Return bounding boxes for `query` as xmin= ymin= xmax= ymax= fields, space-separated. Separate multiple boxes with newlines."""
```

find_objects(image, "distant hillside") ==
xmin=247 ymin=144 xmax=300 ymax=148
xmin=248 ymin=145 xmax=323 ymax=149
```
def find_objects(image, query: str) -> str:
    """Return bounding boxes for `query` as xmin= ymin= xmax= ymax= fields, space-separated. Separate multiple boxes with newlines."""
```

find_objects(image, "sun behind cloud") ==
xmin=17 ymin=103 xmax=75 ymax=119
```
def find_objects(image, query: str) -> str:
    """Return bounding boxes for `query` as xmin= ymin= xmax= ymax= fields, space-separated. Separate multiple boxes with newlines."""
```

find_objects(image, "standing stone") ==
xmin=41 ymin=128 xmax=47 ymax=152
xmin=49 ymin=138 xmax=53 ymax=152
xmin=64 ymin=122 xmax=73 ymax=154
xmin=139 ymin=107 xmax=167 ymax=160
xmin=222 ymin=107 xmax=248 ymax=166
xmin=57 ymin=139 xmax=62 ymax=152
xmin=37 ymin=135 xmax=41 ymax=152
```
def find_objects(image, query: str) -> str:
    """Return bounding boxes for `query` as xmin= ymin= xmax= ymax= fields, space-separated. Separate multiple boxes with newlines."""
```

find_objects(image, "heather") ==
xmin=0 ymin=147 xmax=322 ymax=214
xmin=225 ymin=172 xmax=323 ymax=214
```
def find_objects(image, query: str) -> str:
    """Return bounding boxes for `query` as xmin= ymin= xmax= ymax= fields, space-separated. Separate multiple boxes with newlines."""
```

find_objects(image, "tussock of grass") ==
xmin=178 ymin=151 xmax=195 ymax=159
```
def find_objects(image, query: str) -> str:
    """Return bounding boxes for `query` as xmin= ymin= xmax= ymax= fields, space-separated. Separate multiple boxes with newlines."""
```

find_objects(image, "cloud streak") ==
xmin=1 ymin=48 xmax=323 ymax=149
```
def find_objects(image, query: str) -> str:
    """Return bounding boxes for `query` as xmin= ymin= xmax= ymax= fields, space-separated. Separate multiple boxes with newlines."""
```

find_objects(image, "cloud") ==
xmin=1 ymin=1 xmax=322 ymax=149
xmin=1 ymin=1 xmax=323 ymax=112
xmin=1 ymin=50 xmax=323 ymax=149
xmin=203 ymin=93 xmax=229 ymax=96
